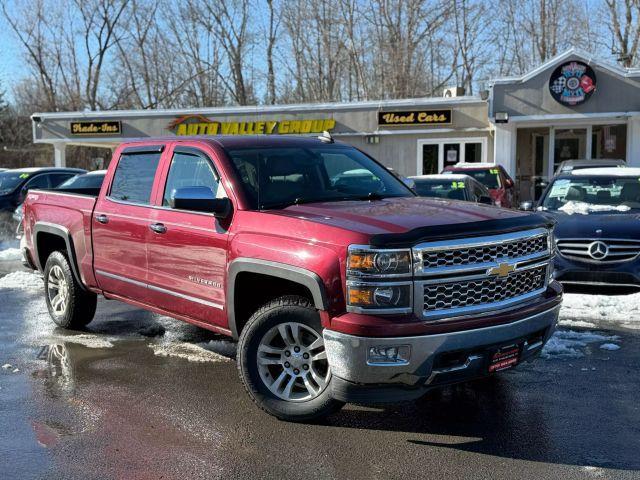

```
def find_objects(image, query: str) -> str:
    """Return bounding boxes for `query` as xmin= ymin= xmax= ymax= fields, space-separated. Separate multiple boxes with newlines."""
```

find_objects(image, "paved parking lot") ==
xmin=1 ymin=264 xmax=639 ymax=479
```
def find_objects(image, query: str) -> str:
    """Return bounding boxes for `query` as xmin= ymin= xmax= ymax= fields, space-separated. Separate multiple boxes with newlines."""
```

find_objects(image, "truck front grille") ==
xmin=421 ymin=233 xmax=548 ymax=270
xmin=413 ymin=228 xmax=552 ymax=320
xmin=423 ymin=265 xmax=547 ymax=312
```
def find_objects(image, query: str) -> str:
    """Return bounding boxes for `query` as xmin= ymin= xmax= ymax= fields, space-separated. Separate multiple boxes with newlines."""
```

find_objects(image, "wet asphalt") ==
xmin=0 ymin=260 xmax=639 ymax=479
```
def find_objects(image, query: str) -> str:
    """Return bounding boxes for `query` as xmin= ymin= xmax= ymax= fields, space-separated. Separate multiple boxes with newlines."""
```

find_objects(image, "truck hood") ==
xmin=542 ymin=210 xmax=640 ymax=239
xmin=268 ymin=197 xmax=545 ymax=246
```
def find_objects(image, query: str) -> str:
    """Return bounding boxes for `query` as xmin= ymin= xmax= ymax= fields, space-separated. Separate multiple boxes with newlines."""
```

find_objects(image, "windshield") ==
xmin=0 ymin=171 xmax=30 ymax=196
xmin=413 ymin=180 xmax=466 ymax=200
xmin=542 ymin=176 xmax=640 ymax=212
xmin=58 ymin=173 xmax=105 ymax=189
xmin=226 ymin=146 xmax=413 ymax=209
xmin=459 ymin=169 xmax=501 ymax=189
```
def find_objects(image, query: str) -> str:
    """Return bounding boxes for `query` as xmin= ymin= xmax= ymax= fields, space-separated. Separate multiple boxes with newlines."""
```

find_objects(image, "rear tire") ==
xmin=237 ymin=295 xmax=344 ymax=422
xmin=44 ymin=251 xmax=97 ymax=329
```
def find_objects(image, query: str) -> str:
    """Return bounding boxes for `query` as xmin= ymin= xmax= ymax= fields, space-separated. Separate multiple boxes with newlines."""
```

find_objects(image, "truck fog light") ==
xmin=368 ymin=345 xmax=411 ymax=365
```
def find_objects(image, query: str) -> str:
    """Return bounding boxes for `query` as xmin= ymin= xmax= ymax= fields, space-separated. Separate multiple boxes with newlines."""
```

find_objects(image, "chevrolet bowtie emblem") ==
xmin=487 ymin=263 xmax=516 ymax=278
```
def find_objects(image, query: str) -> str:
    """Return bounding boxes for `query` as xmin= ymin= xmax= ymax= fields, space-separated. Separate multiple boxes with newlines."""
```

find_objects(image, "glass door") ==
xmin=422 ymin=144 xmax=439 ymax=174
xmin=554 ymin=128 xmax=586 ymax=172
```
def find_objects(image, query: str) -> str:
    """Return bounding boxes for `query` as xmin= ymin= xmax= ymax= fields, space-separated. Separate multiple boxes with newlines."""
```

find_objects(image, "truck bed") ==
xmin=22 ymin=190 xmax=98 ymax=289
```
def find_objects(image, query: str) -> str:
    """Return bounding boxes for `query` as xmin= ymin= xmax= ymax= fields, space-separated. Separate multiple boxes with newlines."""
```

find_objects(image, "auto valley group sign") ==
xmin=548 ymin=61 xmax=597 ymax=106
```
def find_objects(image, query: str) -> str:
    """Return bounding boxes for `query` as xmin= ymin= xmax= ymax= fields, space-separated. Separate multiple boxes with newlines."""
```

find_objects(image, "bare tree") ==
xmin=265 ymin=0 xmax=279 ymax=104
xmin=451 ymin=0 xmax=489 ymax=94
xmin=605 ymin=0 xmax=640 ymax=67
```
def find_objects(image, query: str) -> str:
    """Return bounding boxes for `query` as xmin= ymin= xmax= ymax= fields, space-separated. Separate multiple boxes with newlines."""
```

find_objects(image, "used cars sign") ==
xmin=378 ymin=109 xmax=452 ymax=127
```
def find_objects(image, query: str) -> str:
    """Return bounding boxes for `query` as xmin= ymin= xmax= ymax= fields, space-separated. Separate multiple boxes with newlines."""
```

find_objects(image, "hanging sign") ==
xmin=549 ymin=61 xmax=597 ymax=106
xmin=168 ymin=115 xmax=336 ymax=136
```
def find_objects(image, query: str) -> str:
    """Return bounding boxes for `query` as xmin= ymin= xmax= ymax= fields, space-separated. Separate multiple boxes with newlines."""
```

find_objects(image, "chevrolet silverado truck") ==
xmin=21 ymin=136 xmax=562 ymax=421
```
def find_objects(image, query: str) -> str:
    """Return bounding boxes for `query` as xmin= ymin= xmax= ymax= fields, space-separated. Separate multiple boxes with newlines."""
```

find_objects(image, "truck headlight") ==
xmin=346 ymin=282 xmax=412 ymax=312
xmin=347 ymin=247 xmax=411 ymax=276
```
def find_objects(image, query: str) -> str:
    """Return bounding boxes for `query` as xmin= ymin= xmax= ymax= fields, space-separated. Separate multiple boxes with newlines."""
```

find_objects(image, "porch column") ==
xmin=627 ymin=116 xmax=640 ymax=167
xmin=493 ymin=123 xmax=517 ymax=177
xmin=53 ymin=143 xmax=66 ymax=167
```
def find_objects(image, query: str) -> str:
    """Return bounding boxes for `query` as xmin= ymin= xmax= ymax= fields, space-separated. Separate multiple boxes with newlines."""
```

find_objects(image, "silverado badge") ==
xmin=487 ymin=263 xmax=515 ymax=278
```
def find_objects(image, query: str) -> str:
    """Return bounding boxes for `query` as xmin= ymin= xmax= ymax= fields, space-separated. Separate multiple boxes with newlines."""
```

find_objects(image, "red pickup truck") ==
xmin=21 ymin=136 xmax=562 ymax=421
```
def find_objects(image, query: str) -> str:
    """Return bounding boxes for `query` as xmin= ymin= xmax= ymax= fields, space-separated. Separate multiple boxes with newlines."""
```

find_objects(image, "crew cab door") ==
xmin=145 ymin=145 xmax=230 ymax=328
xmin=92 ymin=145 xmax=164 ymax=301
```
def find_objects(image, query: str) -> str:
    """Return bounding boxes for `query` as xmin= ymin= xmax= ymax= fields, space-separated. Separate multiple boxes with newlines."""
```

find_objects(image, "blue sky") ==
xmin=0 ymin=9 xmax=27 ymax=100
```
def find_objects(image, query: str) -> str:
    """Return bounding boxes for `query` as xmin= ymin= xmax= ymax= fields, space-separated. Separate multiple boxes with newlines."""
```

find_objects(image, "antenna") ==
xmin=318 ymin=131 xmax=334 ymax=143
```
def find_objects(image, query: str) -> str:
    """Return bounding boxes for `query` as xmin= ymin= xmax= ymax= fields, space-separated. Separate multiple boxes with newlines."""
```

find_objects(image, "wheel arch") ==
xmin=33 ymin=222 xmax=87 ymax=291
xmin=227 ymin=259 xmax=329 ymax=339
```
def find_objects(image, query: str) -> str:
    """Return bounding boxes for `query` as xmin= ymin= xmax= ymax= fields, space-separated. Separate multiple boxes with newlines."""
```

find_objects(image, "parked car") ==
xmin=409 ymin=174 xmax=494 ymax=204
xmin=442 ymin=162 xmax=516 ymax=208
xmin=1 ymin=167 xmax=85 ymax=236
xmin=13 ymin=170 xmax=107 ymax=238
xmin=0 ymin=167 xmax=86 ymax=213
xmin=56 ymin=170 xmax=107 ymax=196
xmin=521 ymin=167 xmax=640 ymax=288
xmin=22 ymin=136 xmax=561 ymax=421
xmin=387 ymin=167 xmax=416 ymax=189
xmin=554 ymin=158 xmax=626 ymax=176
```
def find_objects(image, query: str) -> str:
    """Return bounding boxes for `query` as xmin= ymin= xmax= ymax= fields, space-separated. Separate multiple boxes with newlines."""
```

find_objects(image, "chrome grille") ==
xmin=421 ymin=233 xmax=548 ymax=270
xmin=423 ymin=265 xmax=547 ymax=312
xmin=556 ymin=238 xmax=640 ymax=263
xmin=413 ymin=228 xmax=552 ymax=320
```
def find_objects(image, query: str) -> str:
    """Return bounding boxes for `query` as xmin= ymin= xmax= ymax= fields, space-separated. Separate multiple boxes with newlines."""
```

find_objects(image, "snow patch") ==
xmin=558 ymin=201 xmax=630 ymax=215
xmin=49 ymin=334 xmax=114 ymax=349
xmin=149 ymin=341 xmax=230 ymax=363
xmin=560 ymin=291 xmax=640 ymax=325
xmin=542 ymin=330 xmax=620 ymax=359
xmin=0 ymin=271 xmax=43 ymax=291
xmin=599 ymin=343 xmax=621 ymax=351
xmin=0 ymin=248 xmax=21 ymax=261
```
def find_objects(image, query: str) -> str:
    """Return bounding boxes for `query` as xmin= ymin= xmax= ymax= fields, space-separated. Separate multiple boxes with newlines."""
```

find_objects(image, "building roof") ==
xmin=32 ymin=95 xmax=485 ymax=121
xmin=490 ymin=47 xmax=640 ymax=86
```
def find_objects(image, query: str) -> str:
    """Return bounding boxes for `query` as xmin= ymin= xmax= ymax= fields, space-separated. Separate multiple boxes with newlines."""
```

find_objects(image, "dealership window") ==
xmin=418 ymin=138 xmax=487 ymax=174
xmin=592 ymin=124 xmax=626 ymax=160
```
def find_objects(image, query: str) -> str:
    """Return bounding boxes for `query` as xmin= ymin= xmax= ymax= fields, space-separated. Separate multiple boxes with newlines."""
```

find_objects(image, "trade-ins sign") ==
xmin=378 ymin=109 xmax=452 ymax=127
xmin=169 ymin=115 xmax=336 ymax=136
xmin=70 ymin=120 xmax=121 ymax=135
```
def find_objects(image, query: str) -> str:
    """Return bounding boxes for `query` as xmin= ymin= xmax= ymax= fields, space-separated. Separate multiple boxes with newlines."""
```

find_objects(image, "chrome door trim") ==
xmin=95 ymin=270 xmax=224 ymax=310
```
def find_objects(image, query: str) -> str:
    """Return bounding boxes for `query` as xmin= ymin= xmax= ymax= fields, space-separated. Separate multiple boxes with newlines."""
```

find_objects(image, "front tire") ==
xmin=237 ymin=295 xmax=344 ymax=421
xmin=44 ymin=251 xmax=97 ymax=329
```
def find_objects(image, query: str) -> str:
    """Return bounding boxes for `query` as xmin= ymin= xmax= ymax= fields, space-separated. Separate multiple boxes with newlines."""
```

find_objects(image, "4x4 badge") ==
xmin=487 ymin=263 xmax=516 ymax=278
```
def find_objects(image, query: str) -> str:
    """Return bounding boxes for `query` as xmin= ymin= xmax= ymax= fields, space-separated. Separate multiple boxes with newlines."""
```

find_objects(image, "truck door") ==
xmin=145 ymin=145 xmax=229 ymax=328
xmin=92 ymin=146 xmax=164 ymax=301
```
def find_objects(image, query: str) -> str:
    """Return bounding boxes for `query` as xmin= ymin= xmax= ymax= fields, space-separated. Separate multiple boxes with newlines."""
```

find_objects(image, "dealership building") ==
xmin=32 ymin=48 xmax=640 ymax=201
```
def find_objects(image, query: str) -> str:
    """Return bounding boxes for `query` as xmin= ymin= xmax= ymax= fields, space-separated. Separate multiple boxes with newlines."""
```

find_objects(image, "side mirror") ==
xmin=519 ymin=201 xmax=534 ymax=211
xmin=478 ymin=195 xmax=493 ymax=205
xmin=170 ymin=186 xmax=232 ymax=218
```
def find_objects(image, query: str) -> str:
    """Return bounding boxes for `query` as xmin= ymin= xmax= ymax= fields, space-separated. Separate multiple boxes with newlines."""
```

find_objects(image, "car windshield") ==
xmin=459 ymin=169 xmax=501 ymax=189
xmin=0 ymin=171 xmax=29 ymax=195
xmin=58 ymin=173 xmax=105 ymax=189
xmin=542 ymin=176 xmax=640 ymax=212
xmin=413 ymin=179 xmax=466 ymax=200
xmin=226 ymin=145 xmax=413 ymax=209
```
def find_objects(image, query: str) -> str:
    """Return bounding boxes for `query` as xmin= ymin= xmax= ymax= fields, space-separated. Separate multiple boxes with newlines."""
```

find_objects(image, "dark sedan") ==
xmin=523 ymin=167 xmax=640 ymax=288
xmin=409 ymin=174 xmax=494 ymax=204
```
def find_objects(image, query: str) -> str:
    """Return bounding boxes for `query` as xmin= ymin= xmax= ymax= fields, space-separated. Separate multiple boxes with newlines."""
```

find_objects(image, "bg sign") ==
xmin=378 ymin=110 xmax=452 ymax=127
xmin=70 ymin=121 xmax=122 ymax=135
xmin=549 ymin=61 xmax=596 ymax=106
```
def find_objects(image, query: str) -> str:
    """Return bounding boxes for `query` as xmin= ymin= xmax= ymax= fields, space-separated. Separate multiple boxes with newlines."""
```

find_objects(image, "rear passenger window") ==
xmin=163 ymin=151 xmax=221 ymax=207
xmin=110 ymin=152 xmax=161 ymax=204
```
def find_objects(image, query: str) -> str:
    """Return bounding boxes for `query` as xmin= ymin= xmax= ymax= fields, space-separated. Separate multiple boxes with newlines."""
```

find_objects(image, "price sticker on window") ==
xmin=489 ymin=169 xmax=499 ymax=174
xmin=19 ymin=173 xmax=30 ymax=179
xmin=451 ymin=181 xmax=465 ymax=189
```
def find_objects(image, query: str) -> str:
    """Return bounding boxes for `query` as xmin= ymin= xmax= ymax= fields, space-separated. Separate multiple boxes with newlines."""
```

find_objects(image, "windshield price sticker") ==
xmin=451 ymin=181 xmax=465 ymax=189
xmin=490 ymin=168 xmax=499 ymax=174
xmin=19 ymin=173 xmax=30 ymax=179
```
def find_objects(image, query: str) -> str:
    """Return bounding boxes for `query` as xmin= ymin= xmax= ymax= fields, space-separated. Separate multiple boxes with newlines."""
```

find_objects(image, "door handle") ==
xmin=96 ymin=214 xmax=109 ymax=224
xmin=149 ymin=223 xmax=167 ymax=234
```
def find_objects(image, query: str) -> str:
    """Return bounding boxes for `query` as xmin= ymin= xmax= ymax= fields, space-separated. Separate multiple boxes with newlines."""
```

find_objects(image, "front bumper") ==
xmin=324 ymin=305 xmax=559 ymax=403
xmin=554 ymin=254 xmax=640 ymax=287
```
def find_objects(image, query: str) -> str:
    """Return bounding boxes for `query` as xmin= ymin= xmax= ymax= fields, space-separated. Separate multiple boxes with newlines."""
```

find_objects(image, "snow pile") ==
xmin=600 ymin=343 xmax=621 ymax=351
xmin=149 ymin=341 xmax=230 ymax=363
xmin=560 ymin=292 xmax=640 ymax=327
xmin=542 ymin=330 xmax=620 ymax=359
xmin=0 ymin=271 xmax=43 ymax=291
xmin=0 ymin=248 xmax=21 ymax=261
xmin=558 ymin=201 xmax=630 ymax=215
